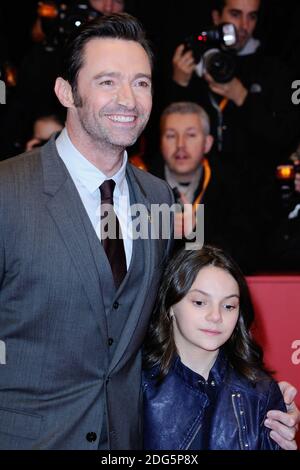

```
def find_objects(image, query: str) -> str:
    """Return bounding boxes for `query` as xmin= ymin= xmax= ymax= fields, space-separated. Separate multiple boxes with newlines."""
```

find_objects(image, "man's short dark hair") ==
xmin=212 ymin=0 xmax=262 ymax=14
xmin=61 ymin=13 xmax=153 ymax=99
xmin=211 ymin=0 xmax=226 ymax=14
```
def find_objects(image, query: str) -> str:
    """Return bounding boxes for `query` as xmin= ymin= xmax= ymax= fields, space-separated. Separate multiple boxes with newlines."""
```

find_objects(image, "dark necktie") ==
xmin=100 ymin=179 xmax=127 ymax=289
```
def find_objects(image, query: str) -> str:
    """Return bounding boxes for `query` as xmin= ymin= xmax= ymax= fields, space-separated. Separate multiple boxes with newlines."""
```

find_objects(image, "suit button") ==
xmin=86 ymin=432 xmax=97 ymax=442
xmin=113 ymin=301 xmax=119 ymax=309
xmin=108 ymin=337 xmax=114 ymax=346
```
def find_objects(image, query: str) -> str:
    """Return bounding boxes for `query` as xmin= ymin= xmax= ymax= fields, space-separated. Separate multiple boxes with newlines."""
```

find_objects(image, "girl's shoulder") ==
xmin=227 ymin=367 xmax=282 ymax=401
xmin=142 ymin=365 xmax=160 ymax=384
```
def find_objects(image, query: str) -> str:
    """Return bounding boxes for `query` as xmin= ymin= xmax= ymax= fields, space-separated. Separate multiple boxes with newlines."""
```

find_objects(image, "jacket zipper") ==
xmin=185 ymin=419 xmax=204 ymax=450
xmin=231 ymin=392 xmax=246 ymax=450
xmin=231 ymin=393 xmax=249 ymax=450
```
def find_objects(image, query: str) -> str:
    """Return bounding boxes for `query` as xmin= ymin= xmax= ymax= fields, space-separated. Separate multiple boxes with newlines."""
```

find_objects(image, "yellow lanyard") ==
xmin=219 ymin=97 xmax=229 ymax=112
xmin=192 ymin=158 xmax=212 ymax=210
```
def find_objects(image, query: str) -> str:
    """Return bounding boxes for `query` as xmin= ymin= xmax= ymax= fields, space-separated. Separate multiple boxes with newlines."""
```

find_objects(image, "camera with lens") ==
xmin=276 ymin=157 xmax=300 ymax=213
xmin=38 ymin=1 xmax=100 ymax=50
xmin=183 ymin=23 xmax=237 ymax=83
xmin=269 ymin=154 xmax=300 ymax=270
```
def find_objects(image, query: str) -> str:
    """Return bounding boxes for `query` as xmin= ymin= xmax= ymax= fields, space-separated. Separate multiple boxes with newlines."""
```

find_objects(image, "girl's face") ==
xmin=171 ymin=265 xmax=240 ymax=361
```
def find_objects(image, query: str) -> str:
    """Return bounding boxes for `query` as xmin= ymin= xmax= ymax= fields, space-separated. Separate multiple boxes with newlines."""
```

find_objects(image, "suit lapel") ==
xmin=108 ymin=164 xmax=156 ymax=374
xmin=41 ymin=139 xmax=109 ymax=343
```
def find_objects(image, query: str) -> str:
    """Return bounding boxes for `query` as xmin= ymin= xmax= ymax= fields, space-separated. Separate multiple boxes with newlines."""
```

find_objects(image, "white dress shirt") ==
xmin=56 ymin=128 xmax=132 ymax=268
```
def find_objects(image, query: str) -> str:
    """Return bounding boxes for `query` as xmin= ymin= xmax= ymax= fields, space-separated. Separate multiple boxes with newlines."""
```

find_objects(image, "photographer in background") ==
xmin=132 ymin=101 xmax=258 ymax=272
xmin=172 ymin=0 xmax=260 ymax=100
xmin=167 ymin=0 xmax=300 ymax=270
xmin=265 ymin=152 xmax=300 ymax=271
xmin=170 ymin=0 xmax=299 ymax=164
xmin=31 ymin=1 xmax=127 ymax=43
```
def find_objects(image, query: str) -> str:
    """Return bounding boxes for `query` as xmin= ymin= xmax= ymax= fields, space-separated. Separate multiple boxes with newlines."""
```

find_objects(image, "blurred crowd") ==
xmin=1 ymin=0 xmax=300 ymax=273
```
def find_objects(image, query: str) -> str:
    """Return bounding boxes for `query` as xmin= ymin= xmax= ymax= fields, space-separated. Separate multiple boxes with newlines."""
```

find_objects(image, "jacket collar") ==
xmin=172 ymin=349 xmax=228 ymax=389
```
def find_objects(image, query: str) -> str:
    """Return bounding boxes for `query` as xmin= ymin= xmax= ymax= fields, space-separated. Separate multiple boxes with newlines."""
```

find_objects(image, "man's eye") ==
xmin=250 ymin=13 xmax=258 ymax=21
xmin=100 ymin=80 xmax=114 ymax=86
xmin=136 ymin=80 xmax=151 ymax=88
xmin=187 ymin=133 xmax=197 ymax=138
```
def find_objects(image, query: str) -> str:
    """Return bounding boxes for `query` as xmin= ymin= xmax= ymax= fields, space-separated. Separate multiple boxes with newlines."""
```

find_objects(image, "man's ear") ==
xmin=204 ymin=134 xmax=214 ymax=154
xmin=212 ymin=10 xmax=222 ymax=26
xmin=54 ymin=77 xmax=74 ymax=108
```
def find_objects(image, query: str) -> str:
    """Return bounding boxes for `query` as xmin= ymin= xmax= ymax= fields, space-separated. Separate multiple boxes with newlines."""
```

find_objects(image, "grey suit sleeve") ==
xmin=0 ymin=194 xmax=4 ymax=288
xmin=0 ymin=231 xmax=4 ymax=287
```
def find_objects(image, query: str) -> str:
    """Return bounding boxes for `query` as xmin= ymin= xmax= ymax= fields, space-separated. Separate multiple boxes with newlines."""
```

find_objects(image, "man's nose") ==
xmin=241 ymin=15 xmax=250 ymax=32
xmin=116 ymin=84 xmax=136 ymax=109
xmin=176 ymin=134 xmax=185 ymax=149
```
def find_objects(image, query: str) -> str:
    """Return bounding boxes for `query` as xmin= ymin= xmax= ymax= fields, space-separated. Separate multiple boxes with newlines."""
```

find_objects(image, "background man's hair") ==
xmin=211 ymin=0 xmax=226 ymax=14
xmin=161 ymin=101 xmax=211 ymax=136
xmin=211 ymin=0 xmax=262 ymax=16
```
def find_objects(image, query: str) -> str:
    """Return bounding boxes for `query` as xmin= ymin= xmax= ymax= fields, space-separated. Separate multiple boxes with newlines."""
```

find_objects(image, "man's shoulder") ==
xmin=0 ymin=148 xmax=43 ymax=179
xmin=0 ymin=149 xmax=45 ymax=197
xmin=129 ymin=163 xmax=166 ymax=186
xmin=128 ymin=163 xmax=174 ymax=204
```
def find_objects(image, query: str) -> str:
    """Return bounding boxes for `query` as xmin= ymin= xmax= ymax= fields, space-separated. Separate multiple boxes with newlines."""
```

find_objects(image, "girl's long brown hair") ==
xmin=143 ymin=245 xmax=271 ymax=382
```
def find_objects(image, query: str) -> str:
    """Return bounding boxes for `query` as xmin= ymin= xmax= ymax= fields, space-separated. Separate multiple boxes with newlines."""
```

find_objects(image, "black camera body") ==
xmin=39 ymin=1 xmax=100 ymax=49
xmin=276 ymin=159 xmax=300 ymax=214
xmin=183 ymin=23 xmax=237 ymax=83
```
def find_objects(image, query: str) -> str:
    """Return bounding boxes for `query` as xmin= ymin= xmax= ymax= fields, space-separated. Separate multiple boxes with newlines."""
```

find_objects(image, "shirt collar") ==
xmin=237 ymin=37 xmax=261 ymax=56
xmin=56 ymin=127 xmax=128 ymax=195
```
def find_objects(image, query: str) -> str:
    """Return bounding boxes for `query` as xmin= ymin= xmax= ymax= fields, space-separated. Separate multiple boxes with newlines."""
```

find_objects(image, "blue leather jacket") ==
xmin=143 ymin=352 xmax=286 ymax=450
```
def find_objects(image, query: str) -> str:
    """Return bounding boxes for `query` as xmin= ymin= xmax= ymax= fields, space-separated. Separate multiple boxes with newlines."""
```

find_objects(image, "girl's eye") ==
xmin=224 ymin=304 xmax=238 ymax=311
xmin=193 ymin=300 xmax=205 ymax=307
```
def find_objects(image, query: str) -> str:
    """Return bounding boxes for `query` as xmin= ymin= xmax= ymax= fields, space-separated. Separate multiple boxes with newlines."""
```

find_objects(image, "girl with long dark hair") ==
xmin=143 ymin=245 xmax=286 ymax=450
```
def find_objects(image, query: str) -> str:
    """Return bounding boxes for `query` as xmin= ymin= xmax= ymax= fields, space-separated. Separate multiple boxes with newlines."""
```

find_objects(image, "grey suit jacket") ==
xmin=0 ymin=137 xmax=174 ymax=449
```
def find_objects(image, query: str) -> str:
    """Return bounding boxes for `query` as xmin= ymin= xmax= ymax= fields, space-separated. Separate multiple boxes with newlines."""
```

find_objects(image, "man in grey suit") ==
xmin=0 ymin=13 xmax=173 ymax=450
xmin=0 ymin=13 xmax=298 ymax=450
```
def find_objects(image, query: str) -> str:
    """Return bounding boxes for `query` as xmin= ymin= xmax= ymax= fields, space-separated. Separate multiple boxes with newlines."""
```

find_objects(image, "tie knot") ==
xmin=100 ymin=179 xmax=116 ymax=203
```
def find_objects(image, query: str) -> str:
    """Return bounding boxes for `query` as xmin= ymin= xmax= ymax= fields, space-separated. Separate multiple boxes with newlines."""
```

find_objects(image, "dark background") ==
xmin=1 ymin=0 xmax=300 ymax=67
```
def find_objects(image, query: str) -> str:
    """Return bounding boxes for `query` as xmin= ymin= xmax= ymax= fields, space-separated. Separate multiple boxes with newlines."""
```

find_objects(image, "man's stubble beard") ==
xmin=79 ymin=110 xmax=149 ymax=150
xmin=74 ymin=91 xmax=150 ymax=150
